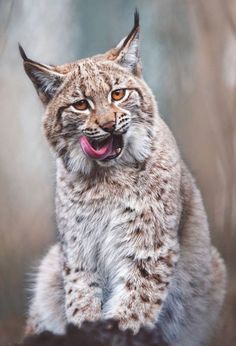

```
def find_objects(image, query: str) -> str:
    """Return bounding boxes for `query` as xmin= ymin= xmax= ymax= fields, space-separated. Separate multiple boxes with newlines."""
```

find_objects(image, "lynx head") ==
xmin=20 ymin=11 xmax=158 ymax=175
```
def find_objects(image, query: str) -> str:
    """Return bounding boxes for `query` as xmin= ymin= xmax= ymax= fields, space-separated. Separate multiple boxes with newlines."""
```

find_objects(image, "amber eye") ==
xmin=73 ymin=99 xmax=89 ymax=111
xmin=111 ymin=89 xmax=126 ymax=101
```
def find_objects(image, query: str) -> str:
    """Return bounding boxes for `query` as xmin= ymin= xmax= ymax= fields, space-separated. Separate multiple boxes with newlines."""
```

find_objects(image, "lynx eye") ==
xmin=111 ymin=89 xmax=126 ymax=101
xmin=73 ymin=99 xmax=89 ymax=111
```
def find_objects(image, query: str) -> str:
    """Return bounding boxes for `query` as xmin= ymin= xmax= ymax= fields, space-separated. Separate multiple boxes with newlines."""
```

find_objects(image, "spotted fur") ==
xmin=21 ymin=11 xmax=226 ymax=346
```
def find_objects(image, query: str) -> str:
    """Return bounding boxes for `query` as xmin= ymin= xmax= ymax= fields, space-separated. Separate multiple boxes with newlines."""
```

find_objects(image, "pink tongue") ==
xmin=79 ymin=135 xmax=113 ymax=160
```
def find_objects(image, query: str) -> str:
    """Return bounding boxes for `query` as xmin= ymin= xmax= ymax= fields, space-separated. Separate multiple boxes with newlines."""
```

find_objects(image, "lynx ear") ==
xmin=108 ymin=10 xmax=141 ymax=76
xmin=19 ymin=44 xmax=65 ymax=105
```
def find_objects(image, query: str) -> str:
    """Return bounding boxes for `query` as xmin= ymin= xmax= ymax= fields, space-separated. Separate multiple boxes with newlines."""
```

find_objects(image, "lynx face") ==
xmin=20 ymin=12 xmax=156 ymax=174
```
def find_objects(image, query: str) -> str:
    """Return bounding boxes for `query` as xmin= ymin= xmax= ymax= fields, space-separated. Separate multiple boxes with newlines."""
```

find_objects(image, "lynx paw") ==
xmin=118 ymin=317 xmax=143 ymax=334
xmin=67 ymin=296 xmax=102 ymax=327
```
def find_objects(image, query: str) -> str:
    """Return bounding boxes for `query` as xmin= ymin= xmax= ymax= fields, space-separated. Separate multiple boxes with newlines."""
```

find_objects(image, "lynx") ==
xmin=20 ymin=11 xmax=226 ymax=346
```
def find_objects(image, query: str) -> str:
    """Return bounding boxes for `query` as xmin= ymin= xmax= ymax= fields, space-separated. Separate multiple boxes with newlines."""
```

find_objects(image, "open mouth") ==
xmin=79 ymin=134 xmax=124 ymax=161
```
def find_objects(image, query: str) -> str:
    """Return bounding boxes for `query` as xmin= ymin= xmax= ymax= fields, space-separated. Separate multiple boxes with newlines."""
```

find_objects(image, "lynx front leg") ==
xmin=103 ymin=255 xmax=177 ymax=333
xmin=103 ymin=213 xmax=179 ymax=333
xmin=26 ymin=245 xmax=102 ymax=335
xmin=63 ymin=264 xmax=102 ymax=327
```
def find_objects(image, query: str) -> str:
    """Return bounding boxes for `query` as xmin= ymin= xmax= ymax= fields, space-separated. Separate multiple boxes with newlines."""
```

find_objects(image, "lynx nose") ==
xmin=100 ymin=121 xmax=115 ymax=133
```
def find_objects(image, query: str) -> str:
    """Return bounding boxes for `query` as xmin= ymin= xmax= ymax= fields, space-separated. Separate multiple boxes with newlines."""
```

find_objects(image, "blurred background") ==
xmin=0 ymin=0 xmax=235 ymax=345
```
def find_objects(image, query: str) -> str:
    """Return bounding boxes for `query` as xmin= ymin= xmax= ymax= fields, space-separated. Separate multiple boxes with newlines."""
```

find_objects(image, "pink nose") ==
xmin=100 ymin=121 xmax=115 ymax=133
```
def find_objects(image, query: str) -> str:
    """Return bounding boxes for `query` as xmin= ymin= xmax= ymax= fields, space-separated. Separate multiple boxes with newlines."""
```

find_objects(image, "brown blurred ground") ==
xmin=0 ymin=0 xmax=235 ymax=345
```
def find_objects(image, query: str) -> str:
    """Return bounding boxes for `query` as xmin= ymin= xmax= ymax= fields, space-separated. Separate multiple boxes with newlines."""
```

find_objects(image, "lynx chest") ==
xmin=56 ymin=178 xmax=139 ymax=273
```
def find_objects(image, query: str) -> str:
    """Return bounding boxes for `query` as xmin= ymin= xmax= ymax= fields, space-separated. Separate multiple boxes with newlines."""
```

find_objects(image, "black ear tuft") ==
xmin=112 ymin=9 xmax=141 ymax=76
xmin=122 ymin=9 xmax=140 ymax=49
xmin=134 ymin=8 xmax=140 ymax=29
xmin=18 ymin=43 xmax=28 ymax=61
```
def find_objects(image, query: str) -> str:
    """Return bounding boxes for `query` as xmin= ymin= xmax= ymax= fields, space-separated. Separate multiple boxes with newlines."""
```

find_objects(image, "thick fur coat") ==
xmin=20 ymin=11 xmax=226 ymax=346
